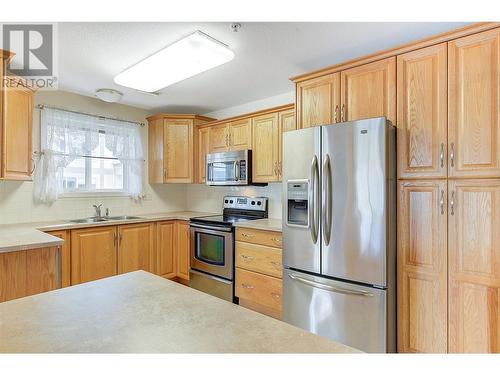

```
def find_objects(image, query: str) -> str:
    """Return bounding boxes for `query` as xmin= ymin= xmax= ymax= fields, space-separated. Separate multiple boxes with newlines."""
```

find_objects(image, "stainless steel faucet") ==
xmin=93 ymin=204 xmax=103 ymax=218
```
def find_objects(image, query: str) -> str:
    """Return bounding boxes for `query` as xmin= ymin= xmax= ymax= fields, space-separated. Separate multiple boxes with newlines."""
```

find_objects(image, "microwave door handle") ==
xmin=234 ymin=161 xmax=239 ymax=181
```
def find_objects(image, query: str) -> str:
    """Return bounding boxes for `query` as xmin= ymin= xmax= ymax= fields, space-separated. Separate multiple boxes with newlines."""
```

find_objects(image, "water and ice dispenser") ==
xmin=286 ymin=181 xmax=309 ymax=227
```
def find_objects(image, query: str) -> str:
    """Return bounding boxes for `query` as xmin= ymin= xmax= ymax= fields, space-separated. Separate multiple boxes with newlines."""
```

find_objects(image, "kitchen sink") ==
xmin=70 ymin=217 xmax=109 ymax=223
xmin=106 ymin=215 xmax=143 ymax=220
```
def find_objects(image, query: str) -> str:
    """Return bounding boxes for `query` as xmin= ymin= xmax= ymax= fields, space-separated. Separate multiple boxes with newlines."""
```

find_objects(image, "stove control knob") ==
xmin=230 ymin=200 xmax=234 ymax=204
xmin=257 ymin=201 xmax=262 ymax=206
xmin=224 ymin=199 xmax=229 ymax=204
xmin=251 ymin=201 xmax=256 ymax=205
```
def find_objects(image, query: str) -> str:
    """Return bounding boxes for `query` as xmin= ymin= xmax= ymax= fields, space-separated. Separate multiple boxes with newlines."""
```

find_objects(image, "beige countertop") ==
xmin=0 ymin=271 xmax=359 ymax=353
xmin=234 ymin=218 xmax=282 ymax=232
xmin=0 ymin=211 xmax=215 ymax=254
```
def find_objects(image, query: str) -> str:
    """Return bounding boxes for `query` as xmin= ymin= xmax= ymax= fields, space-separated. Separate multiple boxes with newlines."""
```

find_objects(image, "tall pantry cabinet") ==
xmin=397 ymin=27 xmax=500 ymax=353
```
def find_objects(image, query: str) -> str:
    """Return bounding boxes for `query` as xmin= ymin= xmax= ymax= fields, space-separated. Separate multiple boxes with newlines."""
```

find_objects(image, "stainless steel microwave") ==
xmin=206 ymin=150 xmax=251 ymax=186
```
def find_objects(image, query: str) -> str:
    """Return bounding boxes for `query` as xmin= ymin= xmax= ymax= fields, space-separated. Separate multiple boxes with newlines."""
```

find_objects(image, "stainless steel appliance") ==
xmin=189 ymin=196 xmax=268 ymax=302
xmin=206 ymin=150 xmax=251 ymax=186
xmin=282 ymin=117 xmax=396 ymax=353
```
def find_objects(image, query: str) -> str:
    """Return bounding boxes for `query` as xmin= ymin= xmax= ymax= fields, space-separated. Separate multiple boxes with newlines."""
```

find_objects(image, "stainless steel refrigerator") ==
xmin=282 ymin=117 xmax=396 ymax=353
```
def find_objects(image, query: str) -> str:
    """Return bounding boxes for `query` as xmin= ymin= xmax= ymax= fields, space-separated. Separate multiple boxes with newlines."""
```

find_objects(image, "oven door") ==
xmin=190 ymin=223 xmax=234 ymax=280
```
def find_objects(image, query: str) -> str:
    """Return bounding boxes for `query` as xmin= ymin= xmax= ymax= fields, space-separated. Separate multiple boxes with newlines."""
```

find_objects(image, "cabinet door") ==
xmin=341 ymin=57 xmax=396 ymax=124
xmin=0 ymin=250 xmax=26 ymax=302
xmin=71 ymin=226 xmax=117 ymax=285
xmin=448 ymin=28 xmax=500 ymax=178
xmin=156 ymin=221 xmax=176 ymax=278
xmin=164 ymin=119 xmax=194 ymax=183
xmin=278 ymin=108 xmax=296 ymax=180
xmin=397 ymin=44 xmax=448 ymax=179
xmin=209 ymin=123 xmax=229 ymax=152
xmin=2 ymin=84 xmax=33 ymax=180
xmin=25 ymin=247 xmax=59 ymax=296
xmin=229 ymin=118 xmax=252 ymax=150
xmin=252 ymin=113 xmax=280 ymax=183
xmin=148 ymin=118 xmax=164 ymax=184
xmin=448 ymin=179 xmax=500 ymax=353
xmin=175 ymin=221 xmax=190 ymax=280
xmin=397 ymin=181 xmax=448 ymax=353
xmin=118 ymin=223 xmax=154 ymax=274
xmin=45 ymin=230 xmax=71 ymax=287
xmin=296 ymin=73 xmax=340 ymax=129
xmin=195 ymin=127 xmax=210 ymax=183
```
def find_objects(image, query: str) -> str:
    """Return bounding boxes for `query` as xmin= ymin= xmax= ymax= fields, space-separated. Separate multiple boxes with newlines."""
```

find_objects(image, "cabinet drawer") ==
xmin=235 ymin=268 xmax=282 ymax=317
xmin=235 ymin=228 xmax=282 ymax=248
xmin=235 ymin=241 xmax=282 ymax=278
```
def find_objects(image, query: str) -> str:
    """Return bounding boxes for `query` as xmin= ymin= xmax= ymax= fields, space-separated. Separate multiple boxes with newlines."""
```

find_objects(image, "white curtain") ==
xmin=33 ymin=107 xmax=144 ymax=203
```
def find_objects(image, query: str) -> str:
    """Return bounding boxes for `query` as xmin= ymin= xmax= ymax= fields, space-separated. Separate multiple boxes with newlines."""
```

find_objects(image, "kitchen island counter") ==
xmin=0 ymin=271 xmax=359 ymax=353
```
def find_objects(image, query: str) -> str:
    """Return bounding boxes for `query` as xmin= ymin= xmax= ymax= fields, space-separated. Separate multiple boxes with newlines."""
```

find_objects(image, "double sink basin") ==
xmin=69 ymin=215 xmax=143 ymax=224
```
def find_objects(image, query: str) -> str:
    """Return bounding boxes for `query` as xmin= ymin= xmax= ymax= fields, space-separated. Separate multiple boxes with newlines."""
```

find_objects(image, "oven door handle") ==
xmin=189 ymin=223 xmax=233 ymax=232
xmin=190 ymin=269 xmax=232 ymax=284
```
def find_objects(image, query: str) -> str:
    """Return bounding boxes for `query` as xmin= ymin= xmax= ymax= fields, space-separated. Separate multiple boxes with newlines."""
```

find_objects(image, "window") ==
xmin=34 ymin=107 xmax=144 ymax=203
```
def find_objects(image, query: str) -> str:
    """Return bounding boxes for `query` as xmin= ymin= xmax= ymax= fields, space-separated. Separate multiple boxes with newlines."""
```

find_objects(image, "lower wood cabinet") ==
xmin=175 ymin=220 xmax=191 ymax=281
xmin=45 ymin=230 xmax=71 ymax=288
xmin=71 ymin=226 xmax=117 ymax=285
xmin=235 ymin=227 xmax=283 ymax=319
xmin=0 ymin=247 xmax=59 ymax=303
xmin=155 ymin=220 xmax=190 ymax=280
xmin=118 ymin=223 xmax=154 ymax=274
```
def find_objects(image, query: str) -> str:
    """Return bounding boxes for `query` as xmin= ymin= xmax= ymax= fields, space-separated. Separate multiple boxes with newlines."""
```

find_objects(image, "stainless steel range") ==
xmin=189 ymin=196 xmax=268 ymax=302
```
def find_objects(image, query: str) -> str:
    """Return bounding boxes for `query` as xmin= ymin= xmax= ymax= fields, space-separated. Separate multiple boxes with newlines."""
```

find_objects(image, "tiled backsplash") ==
xmin=185 ymin=183 xmax=283 ymax=219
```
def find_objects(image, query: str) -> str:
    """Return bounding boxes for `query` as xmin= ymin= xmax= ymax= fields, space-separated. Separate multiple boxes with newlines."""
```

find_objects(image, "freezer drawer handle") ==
xmin=288 ymin=274 xmax=374 ymax=297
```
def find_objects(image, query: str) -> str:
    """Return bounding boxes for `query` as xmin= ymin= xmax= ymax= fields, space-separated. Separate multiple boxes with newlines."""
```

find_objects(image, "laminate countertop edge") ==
xmin=234 ymin=218 xmax=283 ymax=232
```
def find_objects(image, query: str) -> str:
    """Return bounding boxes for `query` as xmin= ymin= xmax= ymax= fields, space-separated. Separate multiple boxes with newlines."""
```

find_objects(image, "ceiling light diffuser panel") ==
xmin=114 ymin=31 xmax=235 ymax=93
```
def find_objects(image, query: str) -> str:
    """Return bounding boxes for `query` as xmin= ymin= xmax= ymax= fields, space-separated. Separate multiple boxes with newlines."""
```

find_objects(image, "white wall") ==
xmin=0 ymin=90 xmax=186 ymax=224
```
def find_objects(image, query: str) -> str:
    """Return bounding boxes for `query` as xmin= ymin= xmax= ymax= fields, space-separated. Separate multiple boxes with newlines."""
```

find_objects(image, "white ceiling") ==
xmin=58 ymin=22 xmax=469 ymax=114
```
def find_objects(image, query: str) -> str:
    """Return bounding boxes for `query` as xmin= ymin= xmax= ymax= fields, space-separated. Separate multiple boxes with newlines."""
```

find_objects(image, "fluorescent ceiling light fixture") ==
xmin=114 ymin=31 xmax=235 ymax=93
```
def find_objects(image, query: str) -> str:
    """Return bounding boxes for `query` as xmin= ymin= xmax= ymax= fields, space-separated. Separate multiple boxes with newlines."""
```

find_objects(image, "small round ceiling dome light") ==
xmin=95 ymin=88 xmax=123 ymax=103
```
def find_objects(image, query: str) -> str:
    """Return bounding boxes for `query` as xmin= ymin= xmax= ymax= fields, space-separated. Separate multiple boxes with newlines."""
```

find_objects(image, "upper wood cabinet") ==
xmin=448 ymin=28 xmax=500 ymax=178
xmin=278 ymin=108 xmax=296 ymax=180
xmin=195 ymin=126 xmax=210 ymax=183
xmin=341 ymin=57 xmax=396 ymax=124
xmin=147 ymin=114 xmax=214 ymax=184
xmin=252 ymin=112 xmax=280 ymax=183
xmin=117 ymin=223 xmax=154 ymax=274
xmin=397 ymin=44 xmax=448 ymax=179
xmin=71 ymin=226 xmax=117 ymax=285
xmin=175 ymin=220 xmax=190 ymax=281
xmin=2 ymin=77 xmax=35 ymax=180
xmin=208 ymin=123 xmax=229 ymax=153
xmin=156 ymin=221 xmax=176 ymax=279
xmin=296 ymin=73 xmax=340 ymax=128
xmin=208 ymin=120 xmax=252 ymax=153
xmin=448 ymin=179 xmax=500 ymax=353
xmin=397 ymin=180 xmax=448 ymax=353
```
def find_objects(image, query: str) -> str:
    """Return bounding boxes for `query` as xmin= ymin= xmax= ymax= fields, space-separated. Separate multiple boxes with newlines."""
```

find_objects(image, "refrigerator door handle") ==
xmin=322 ymin=154 xmax=332 ymax=245
xmin=309 ymin=155 xmax=319 ymax=244
xmin=288 ymin=273 xmax=374 ymax=297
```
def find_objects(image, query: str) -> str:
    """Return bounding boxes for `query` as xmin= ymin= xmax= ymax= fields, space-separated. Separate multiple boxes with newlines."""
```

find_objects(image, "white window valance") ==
xmin=33 ymin=107 xmax=144 ymax=203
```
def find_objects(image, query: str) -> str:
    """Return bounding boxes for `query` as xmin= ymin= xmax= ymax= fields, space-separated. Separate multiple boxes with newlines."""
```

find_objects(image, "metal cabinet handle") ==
xmin=163 ymin=169 xmax=167 ymax=180
xmin=240 ymin=254 xmax=254 ymax=262
xmin=288 ymin=274 xmax=374 ymax=297
xmin=309 ymin=155 xmax=319 ymax=244
xmin=241 ymin=283 xmax=254 ymax=289
xmin=270 ymin=261 xmax=281 ymax=268
xmin=228 ymin=132 xmax=231 ymax=146
xmin=113 ymin=232 xmax=117 ymax=247
xmin=270 ymin=292 xmax=281 ymax=300
xmin=334 ymin=105 xmax=339 ymax=123
xmin=440 ymin=189 xmax=445 ymax=215
xmin=440 ymin=143 xmax=445 ymax=168
xmin=341 ymin=104 xmax=345 ymax=122
xmin=450 ymin=142 xmax=455 ymax=168
xmin=450 ymin=190 xmax=455 ymax=216
xmin=322 ymin=154 xmax=332 ymax=246
xmin=119 ymin=232 xmax=122 ymax=244
xmin=241 ymin=232 xmax=254 ymax=238
xmin=278 ymin=161 xmax=282 ymax=176
xmin=271 ymin=237 xmax=282 ymax=243
xmin=274 ymin=161 xmax=278 ymax=176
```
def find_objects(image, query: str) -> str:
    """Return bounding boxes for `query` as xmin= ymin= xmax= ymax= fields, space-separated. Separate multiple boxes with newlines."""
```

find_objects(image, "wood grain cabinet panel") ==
xmin=164 ymin=119 xmax=194 ymax=183
xmin=397 ymin=180 xmax=448 ymax=353
xmin=0 ymin=250 xmax=26 ymax=302
xmin=448 ymin=28 xmax=500 ymax=178
xmin=148 ymin=118 xmax=164 ymax=184
xmin=235 ymin=228 xmax=283 ymax=248
xmin=448 ymin=179 xmax=500 ymax=352
xmin=252 ymin=113 xmax=280 ymax=183
xmin=235 ymin=241 xmax=283 ymax=278
xmin=397 ymin=43 xmax=448 ymax=179
xmin=175 ymin=220 xmax=190 ymax=280
xmin=156 ymin=221 xmax=176 ymax=278
xmin=278 ymin=108 xmax=296 ymax=180
xmin=45 ymin=230 xmax=71 ymax=288
xmin=71 ymin=226 xmax=117 ymax=285
xmin=195 ymin=126 xmax=210 ymax=183
xmin=229 ymin=118 xmax=252 ymax=150
xmin=296 ymin=73 xmax=340 ymax=128
xmin=341 ymin=57 xmax=396 ymax=124
xmin=118 ymin=223 xmax=154 ymax=274
xmin=209 ymin=123 xmax=229 ymax=153
xmin=2 ymin=79 xmax=34 ymax=180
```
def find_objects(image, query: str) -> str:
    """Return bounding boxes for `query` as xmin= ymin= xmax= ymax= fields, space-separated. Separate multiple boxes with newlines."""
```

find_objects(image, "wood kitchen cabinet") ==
xmin=341 ymin=57 xmax=396 ymax=124
xmin=252 ymin=112 xmax=280 ymax=183
xmin=448 ymin=28 xmax=500 ymax=179
xmin=1 ymin=75 xmax=35 ymax=180
xmin=448 ymin=179 xmax=500 ymax=353
xmin=296 ymin=73 xmax=341 ymax=128
xmin=397 ymin=43 xmax=448 ymax=179
xmin=71 ymin=226 xmax=117 ymax=285
xmin=156 ymin=221 xmax=176 ymax=279
xmin=208 ymin=119 xmax=252 ymax=153
xmin=278 ymin=108 xmax=296 ymax=180
xmin=397 ymin=180 xmax=448 ymax=353
xmin=195 ymin=126 xmax=210 ymax=183
xmin=175 ymin=220 xmax=191 ymax=281
xmin=117 ymin=223 xmax=154 ymax=274
xmin=45 ymin=230 xmax=71 ymax=288
xmin=147 ymin=114 xmax=214 ymax=184
xmin=0 ymin=246 xmax=59 ymax=303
